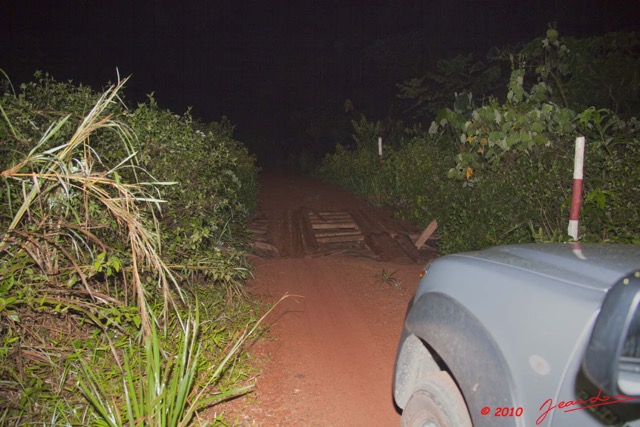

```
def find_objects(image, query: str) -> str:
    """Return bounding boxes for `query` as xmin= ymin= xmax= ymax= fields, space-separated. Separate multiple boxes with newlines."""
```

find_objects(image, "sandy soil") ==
xmin=218 ymin=170 xmax=430 ymax=426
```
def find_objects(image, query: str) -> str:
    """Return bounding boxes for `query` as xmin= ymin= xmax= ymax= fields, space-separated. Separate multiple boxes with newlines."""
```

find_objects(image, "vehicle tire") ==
xmin=400 ymin=371 xmax=472 ymax=427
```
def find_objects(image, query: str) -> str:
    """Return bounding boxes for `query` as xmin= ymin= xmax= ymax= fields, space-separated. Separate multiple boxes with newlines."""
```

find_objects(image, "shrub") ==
xmin=318 ymin=30 xmax=640 ymax=254
xmin=0 ymin=72 xmax=260 ymax=424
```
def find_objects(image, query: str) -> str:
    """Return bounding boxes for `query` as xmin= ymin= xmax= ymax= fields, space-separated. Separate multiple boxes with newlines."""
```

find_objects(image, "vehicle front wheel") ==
xmin=401 ymin=371 xmax=472 ymax=427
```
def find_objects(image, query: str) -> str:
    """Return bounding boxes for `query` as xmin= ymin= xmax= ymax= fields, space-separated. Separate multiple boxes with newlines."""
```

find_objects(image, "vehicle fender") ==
xmin=405 ymin=292 xmax=521 ymax=427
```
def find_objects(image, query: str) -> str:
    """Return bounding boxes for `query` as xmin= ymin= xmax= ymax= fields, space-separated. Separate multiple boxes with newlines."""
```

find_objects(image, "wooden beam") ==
xmin=299 ymin=207 xmax=319 ymax=254
xmin=316 ymin=235 xmax=364 ymax=244
xmin=414 ymin=219 xmax=438 ymax=249
xmin=310 ymin=222 xmax=358 ymax=230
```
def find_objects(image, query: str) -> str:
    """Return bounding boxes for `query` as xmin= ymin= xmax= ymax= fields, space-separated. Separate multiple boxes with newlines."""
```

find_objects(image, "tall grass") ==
xmin=0 ymin=74 xmax=264 ymax=424
xmin=77 ymin=296 xmax=286 ymax=426
xmin=1 ymin=77 xmax=183 ymax=336
xmin=79 ymin=314 xmax=202 ymax=427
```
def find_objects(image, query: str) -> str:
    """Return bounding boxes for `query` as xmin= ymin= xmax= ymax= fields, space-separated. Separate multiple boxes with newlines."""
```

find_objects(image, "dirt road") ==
xmin=223 ymin=170 xmax=435 ymax=426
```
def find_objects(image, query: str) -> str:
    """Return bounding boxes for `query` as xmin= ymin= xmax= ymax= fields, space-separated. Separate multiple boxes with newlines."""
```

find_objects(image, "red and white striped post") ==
xmin=568 ymin=136 xmax=585 ymax=240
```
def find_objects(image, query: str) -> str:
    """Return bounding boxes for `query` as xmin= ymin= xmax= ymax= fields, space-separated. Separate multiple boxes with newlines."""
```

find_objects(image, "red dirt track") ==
xmin=220 ymin=170 xmax=435 ymax=426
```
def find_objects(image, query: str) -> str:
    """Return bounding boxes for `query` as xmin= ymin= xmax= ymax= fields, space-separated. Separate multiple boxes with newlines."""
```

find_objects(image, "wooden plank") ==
xmin=395 ymin=234 xmax=422 ymax=261
xmin=308 ymin=208 xmax=328 ymax=222
xmin=378 ymin=214 xmax=414 ymax=234
xmin=277 ymin=210 xmax=294 ymax=257
xmin=310 ymin=222 xmax=358 ymax=230
xmin=315 ymin=216 xmax=353 ymax=222
xmin=317 ymin=211 xmax=351 ymax=216
xmin=291 ymin=209 xmax=305 ymax=256
xmin=364 ymin=210 xmax=394 ymax=234
xmin=349 ymin=208 xmax=376 ymax=234
xmin=364 ymin=232 xmax=415 ymax=264
xmin=275 ymin=210 xmax=303 ymax=257
xmin=274 ymin=212 xmax=288 ymax=256
xmin=315 ymin=230 xmax=362 ymax=238
xmin=316 ymin=235 xmax=364 ymax=244
xmin=299 ymin=207 xmax=319 ymax=254
xmin=266 ymin=214 xmax=280 ymax=247
xmin=355 ymin=208 xmax=394 ymax=234
xmin=312 ymin=217 xmax=354 ymax=221
xmin=414 ymin=219 xmax=438 ymax=249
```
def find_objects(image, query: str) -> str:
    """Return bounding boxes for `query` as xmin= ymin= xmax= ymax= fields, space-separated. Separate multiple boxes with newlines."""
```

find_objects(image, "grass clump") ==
xmin=374 ymin=269 xmax=401 ymax=287
xmin=0 ymin=71 xmax=262 ymax=425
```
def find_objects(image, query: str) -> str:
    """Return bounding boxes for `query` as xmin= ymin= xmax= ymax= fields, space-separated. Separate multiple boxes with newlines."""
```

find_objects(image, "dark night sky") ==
xmin=1 ymin=0 xmax=639 ymax=146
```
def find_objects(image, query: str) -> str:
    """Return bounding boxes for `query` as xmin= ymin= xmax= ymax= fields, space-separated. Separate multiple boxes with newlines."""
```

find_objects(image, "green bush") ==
xmin=0 ymin=73 xmax=260 ymax=424
xmin=433 ymin=68 xmax=640 ymax=248
xmin=127 ymin=98 xmax=259 ymax=294
xmin=318 ymin=31 xmax=640 ymax=254
xmin=317 ymin=142 xmax=383 ymax=204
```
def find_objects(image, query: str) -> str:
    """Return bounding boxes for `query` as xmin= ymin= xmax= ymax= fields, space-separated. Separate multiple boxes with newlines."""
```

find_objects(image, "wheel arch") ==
xmin=395 ymin=292 xmax=520 ymax=427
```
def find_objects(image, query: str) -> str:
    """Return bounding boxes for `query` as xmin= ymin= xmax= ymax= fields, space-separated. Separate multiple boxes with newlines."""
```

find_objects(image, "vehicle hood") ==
xmin=451 ymin=243 xmax=640 ymax=293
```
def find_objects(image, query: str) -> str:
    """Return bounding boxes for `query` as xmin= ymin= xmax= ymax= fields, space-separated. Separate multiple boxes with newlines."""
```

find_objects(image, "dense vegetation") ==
xmin=319 ymin=30 xmax=640 ymax=253
xmin=0 ymin=72 xmax=261 ymax=425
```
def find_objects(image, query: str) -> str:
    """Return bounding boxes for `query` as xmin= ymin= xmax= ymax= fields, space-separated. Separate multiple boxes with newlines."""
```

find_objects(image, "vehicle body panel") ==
xmin=395 ymin=243 xmax=640 ymax=427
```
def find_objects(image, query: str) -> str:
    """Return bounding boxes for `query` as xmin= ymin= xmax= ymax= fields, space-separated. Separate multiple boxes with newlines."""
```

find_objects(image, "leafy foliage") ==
xmin=319 ymin=30 xmax=640 ymax=253
xmin=397 ymin=53 xmax=502 ymax=118
xmin=515 ymin=29 xmax=640 ymax=117
xmin=0 ymin=72 xmax=260 ymax=424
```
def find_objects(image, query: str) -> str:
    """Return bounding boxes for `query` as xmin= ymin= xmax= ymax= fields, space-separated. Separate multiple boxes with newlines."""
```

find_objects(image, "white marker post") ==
xmin=568 ymin=136 xmax=585 ymax=240
xmin=378 ymin=137 xmax=383 ymax=157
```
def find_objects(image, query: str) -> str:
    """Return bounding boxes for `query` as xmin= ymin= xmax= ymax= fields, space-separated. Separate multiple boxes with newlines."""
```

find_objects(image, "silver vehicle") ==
xmin=393 ymin=243 xmax=640 ymax=426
